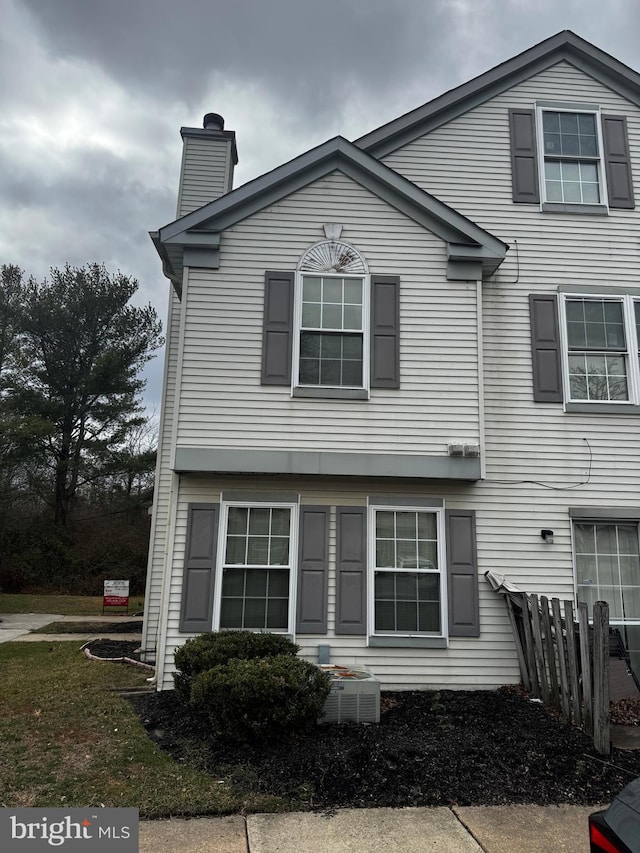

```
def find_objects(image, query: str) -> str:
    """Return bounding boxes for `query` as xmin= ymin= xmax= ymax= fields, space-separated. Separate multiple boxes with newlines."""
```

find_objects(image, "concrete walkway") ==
xmin=139 ymin=804 xmax=597 ymax=852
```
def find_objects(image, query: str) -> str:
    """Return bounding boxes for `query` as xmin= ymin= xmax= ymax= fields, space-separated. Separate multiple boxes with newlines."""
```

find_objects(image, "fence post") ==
xmin=520 ymin=594 xmax=540 ymax=698
xmin=578 ymin=602 xmax=593 ymax=736
xmin=593 ymin=601 xmax=610 ymax=756
xmin=505 ymin=595 xmax=530 ymax=692
xmin=551 ymin=597 xmax=571 ymax=722
xmin=530 ymin=594 xmax=550 ymax=704
xmin=540 ymin=596 xmax=559 ymax=710
xmin=563 ymin=600 xmax=582 ymax=727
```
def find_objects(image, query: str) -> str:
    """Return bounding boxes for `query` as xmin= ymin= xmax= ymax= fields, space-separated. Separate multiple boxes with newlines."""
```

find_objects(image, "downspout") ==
xmin=477 ymin=278 xmax=486 ymax=480
xmin=156 ymin=265 xmax=189 ymax=689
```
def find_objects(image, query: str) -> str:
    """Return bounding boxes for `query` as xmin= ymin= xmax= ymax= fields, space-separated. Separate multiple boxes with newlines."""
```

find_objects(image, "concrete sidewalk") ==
xmin=139 ymin=804 xmax=596 ymax=852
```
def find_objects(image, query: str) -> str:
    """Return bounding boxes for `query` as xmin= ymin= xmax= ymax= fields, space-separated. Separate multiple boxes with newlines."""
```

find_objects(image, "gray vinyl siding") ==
xmin=175 ymin=171 xmax=481 ymax=456
xmin=140 ymin=288 xmax=182 ymax=660
xmin=381 ymin=61 xmax=640 ymax=612
xmin=177 ymin=136 xmax=232 ymax=217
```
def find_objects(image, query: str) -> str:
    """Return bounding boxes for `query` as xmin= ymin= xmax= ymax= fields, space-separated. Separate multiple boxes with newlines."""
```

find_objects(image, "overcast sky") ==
xmin=2 ymin=0 xmax=639 ymax=412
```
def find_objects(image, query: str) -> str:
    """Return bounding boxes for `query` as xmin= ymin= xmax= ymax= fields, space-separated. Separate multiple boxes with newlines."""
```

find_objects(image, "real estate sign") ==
xmin=103 ymin=580 xmax=130 ymax=608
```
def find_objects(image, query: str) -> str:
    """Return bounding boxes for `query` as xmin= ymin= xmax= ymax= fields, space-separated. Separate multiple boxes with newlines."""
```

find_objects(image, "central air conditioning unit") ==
xmin=318 ymin=664 xmax=380 ymax=724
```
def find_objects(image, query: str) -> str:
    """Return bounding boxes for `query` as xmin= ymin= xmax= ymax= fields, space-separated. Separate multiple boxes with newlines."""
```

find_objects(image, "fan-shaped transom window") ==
xmin=299 ymin=240 xmax=367 ymax=275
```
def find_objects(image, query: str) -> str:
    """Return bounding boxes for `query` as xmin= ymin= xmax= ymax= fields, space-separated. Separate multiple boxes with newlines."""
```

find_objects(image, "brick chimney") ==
xmin=176 ymin=113 xmax=238 ymax=217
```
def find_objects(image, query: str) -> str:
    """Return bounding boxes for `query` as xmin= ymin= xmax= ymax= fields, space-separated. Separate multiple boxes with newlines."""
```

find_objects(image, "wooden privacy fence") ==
xmin=499 ymin=588 xmax=610 ymax=755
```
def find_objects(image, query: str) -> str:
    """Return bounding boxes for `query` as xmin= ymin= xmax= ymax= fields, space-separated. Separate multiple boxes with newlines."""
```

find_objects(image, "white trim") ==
xmin=476 ymin=279 xmax=486 ymax=480
xmin=292 ymin=270 xmax=371 ymax=396
xmin=213 ymin=500 xmax=299 ymax=636
xmin=559 ymin=293 xmax=640 ymax=407
xmin=535 ymin=103 xmax=609 ymax=209
xmin=366 ymin=504 xmax=447 ymax=641
xmin=572 ymin=518 xmax=640 ymax=626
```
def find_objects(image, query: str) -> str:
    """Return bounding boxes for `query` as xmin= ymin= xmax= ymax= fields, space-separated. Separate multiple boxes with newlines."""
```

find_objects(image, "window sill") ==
xmin=565 ymin=402 xmax=640 ymax=414
xmin=293 ymin=387 xmax=369 ymax=400
xmin=541 ymin=202 xmax=608 ymax=215
xmin=368 ymin=636 xmax=448 ymax=648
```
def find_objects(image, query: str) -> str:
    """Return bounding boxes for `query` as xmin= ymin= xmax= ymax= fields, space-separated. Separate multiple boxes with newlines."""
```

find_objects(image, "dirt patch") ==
xmin=34 ymin=621 xmax=142 ymax=635
xmin=129 ymin=684 xmax=640 ymax=810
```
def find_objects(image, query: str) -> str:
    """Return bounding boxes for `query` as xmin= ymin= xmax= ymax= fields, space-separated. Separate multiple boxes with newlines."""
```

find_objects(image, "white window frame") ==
xmin=367 ymin=504 xmax=447 ymax=639
xmin=559 ymin=293 xmax=640 ymax=405
xmin=212 ymin=501 xmax=298 ymax=635
xmin=572 ymin=520 xmax=640 ymax=626
xmin=292 ymin=270 xmax=371 ymax=393
xmin=535 ymin=103 xmax=609 ymax=208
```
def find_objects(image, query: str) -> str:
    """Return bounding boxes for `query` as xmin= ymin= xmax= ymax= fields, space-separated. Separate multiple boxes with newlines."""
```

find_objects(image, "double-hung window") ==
xmin=537 ymin=104 xmax=606 ymax=206
xmin=574 ymin=521 xmax=640 ymax=623
xmin=218 ymin=503 xmax=296 ymax=632
xmin=561 ymin=295 xmax=640 ymax=404
xmin=297 ymin=274 xmax=366 ymax=388
xmin=370 ymin=507 xmax=445 ymax=637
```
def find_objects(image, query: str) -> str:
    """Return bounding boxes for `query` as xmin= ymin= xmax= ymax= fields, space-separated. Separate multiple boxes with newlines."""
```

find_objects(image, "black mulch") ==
xmin=89 ymin=640 xmax=640 ymax=810
xmin=127 ymin=686 xmax=640 ymax=810
xmin=85 ymin=639 xmax=141 ymax=658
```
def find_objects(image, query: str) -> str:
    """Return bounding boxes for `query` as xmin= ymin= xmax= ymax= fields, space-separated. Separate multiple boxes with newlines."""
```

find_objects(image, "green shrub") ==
xmin=190 ymin=655 xmax=331 ymax=741
xmin=173 ymin=630 xmax=299 ymax=699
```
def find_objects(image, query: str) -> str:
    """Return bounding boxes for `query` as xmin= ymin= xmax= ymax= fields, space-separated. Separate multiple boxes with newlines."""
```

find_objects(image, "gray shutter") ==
xmin=261 ymin=270 xmax=294 ymax=385
xmin=179 ymin=503 xmax=219 ymax=633
xmin=446 ymin=509 xmax=479 ymax=638
xmin=509 ymin=109 xmax=540 ymax=204
xmin=529 ymin=294 xmax=563 ymax=403
xmin=370 ymin=275 xmax=400 ymax=389
xmin=296 ymin=506 xmax=329 ymax=633
xmin=602 ymin=115 xmax=635 ymax=210
xmin=335 ymin=506 xmax=367 ymax=635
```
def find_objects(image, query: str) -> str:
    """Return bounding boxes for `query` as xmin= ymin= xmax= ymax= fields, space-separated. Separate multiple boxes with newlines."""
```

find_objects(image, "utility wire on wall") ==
xmin=488 ymin=437 xmax=592 ymax=491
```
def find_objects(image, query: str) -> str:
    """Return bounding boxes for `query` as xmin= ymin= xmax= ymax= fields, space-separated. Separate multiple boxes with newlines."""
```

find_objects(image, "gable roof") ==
xmin=152 ymin=135 xmax=507 ymax=290
xmin=355 ymin=30 xmax=640 ymax=158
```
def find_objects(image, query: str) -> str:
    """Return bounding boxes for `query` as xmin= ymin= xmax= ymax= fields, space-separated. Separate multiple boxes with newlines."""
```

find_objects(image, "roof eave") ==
xmin=355 ymin=30 xmax=640 ymax=158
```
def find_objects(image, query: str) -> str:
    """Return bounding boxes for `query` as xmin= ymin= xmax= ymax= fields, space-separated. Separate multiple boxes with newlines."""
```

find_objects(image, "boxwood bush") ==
xmin=173 ymin=630 xmax=299 ymax=699
xmin=190 ymin=654 xmax=331 ymax=741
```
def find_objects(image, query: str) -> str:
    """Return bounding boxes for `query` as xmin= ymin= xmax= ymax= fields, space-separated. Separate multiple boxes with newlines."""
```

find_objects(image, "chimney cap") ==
xmin=203 ymin=112 xmax=225 ymax=131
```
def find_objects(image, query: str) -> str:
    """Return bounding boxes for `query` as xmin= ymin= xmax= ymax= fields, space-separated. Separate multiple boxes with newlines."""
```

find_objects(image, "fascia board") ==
xmin=158 ymin=137 xmax=348 ymax=241
xmin=356 ymin=32 xmax=640 ymax=157
xmin=163 ymin=231 xmax=221 ymax=248
xmin=157 ymin=135 xmax=505 ymax=263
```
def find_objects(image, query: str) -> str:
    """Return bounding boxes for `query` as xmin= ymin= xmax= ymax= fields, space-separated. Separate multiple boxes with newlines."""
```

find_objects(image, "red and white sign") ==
xmin=103 ymin=580 xmax=130 ymax=607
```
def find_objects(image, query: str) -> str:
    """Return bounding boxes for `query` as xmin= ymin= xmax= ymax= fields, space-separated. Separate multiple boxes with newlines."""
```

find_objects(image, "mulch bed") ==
xmin=85 ymin=639 xmax=142 ymax=659
xmin=88 ymin=641 xmax=640 ymax=809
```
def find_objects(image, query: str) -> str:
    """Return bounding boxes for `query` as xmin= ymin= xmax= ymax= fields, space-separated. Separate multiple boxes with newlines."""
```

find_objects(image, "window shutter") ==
xmin=602 ymin=115 xmax=635 ymax=210
xmin=296 ymin=506 xmax=329 ymax=633
xmin=446 ymin=509 xmax=479 ymax=638
xmin=335 ymin=506 xmax=367 ymax=635
xmin=179 ymin=503 xmax=219 ymax=633
xmin=509 ymin=109 xmax=540 ymax=204
xmin=529 ymin=294 xmax=563 ymax=403
xmin=261 ymin=270 xmax=294 ymax=385
xmin=370 ymin=275 xmax=400 ymax=389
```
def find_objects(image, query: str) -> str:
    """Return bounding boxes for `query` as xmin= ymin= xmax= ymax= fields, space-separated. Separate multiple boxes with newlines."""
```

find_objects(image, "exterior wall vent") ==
xmin=318 ymin=665 xmax=380 ymax=723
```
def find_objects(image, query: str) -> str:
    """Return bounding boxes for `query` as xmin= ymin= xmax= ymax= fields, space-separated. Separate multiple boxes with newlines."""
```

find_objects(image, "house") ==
xmin=141 ymin=30 xmax=640 ymax=691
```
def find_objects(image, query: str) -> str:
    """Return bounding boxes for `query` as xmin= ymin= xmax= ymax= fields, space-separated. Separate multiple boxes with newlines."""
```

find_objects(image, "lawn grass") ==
xmin=0 ymin=594 xmax=145 ymax=616
xmin=0 ymin=643 xmax=286 ymax=817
